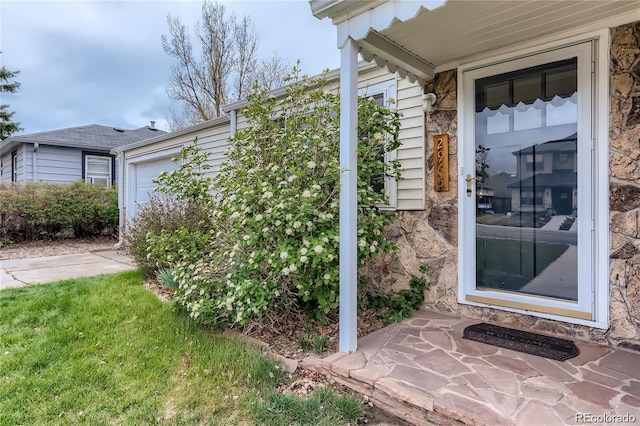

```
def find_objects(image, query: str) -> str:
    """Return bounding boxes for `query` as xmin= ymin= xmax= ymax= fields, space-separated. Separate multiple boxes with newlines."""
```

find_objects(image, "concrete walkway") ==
xmin=0 ymin=250 xmax=136 ymax=290
xmin=520 ymin=245 xmax=578 ymax=300
xmin=540 ymin=215 xmax=577 ymax=232
xmin=306 ymin=310 xmax=640 ymax=426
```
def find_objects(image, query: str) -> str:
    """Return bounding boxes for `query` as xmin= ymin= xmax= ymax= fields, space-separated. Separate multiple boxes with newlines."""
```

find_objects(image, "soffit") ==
xmin=314 ymin=0 xmax=640 ymax=83
xmin=377 ymin=0 xmax=639 ymax=67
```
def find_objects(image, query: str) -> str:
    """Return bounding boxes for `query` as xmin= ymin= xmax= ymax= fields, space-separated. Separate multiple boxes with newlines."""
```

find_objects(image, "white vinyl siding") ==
xmin=303 ymin=65 xmax=425 ymax=210
xmin=395 ymin=77 xmax=425 ymax=210
xmin=235 ymin=111 xmax=251 ymax=133
xmin=127 ymin=124 xmax=231 ymax=180
xmin=238 ymin=65 xmax=426 ymax=210
xmin=121 ymin=119 xmax=230 ymax=225
xmin=195 ymin=125 xmax=232 ymax=177
xmin=120 ymin=63 xmax=427 ymax=226
xmin=346 ymin=66 xmax=425 ymax=210
xmin=124 ymin=123 xmax=230 ymax=182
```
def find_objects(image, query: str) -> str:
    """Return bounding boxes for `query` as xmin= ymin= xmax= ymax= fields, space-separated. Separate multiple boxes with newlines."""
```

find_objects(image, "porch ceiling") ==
xmin=312 ymin=0 xmax=640 ymax=82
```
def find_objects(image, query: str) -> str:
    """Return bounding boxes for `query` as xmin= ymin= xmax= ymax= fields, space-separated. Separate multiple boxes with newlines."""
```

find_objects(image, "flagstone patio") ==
xmin=302 ymin=310 xmax=640 ymax=426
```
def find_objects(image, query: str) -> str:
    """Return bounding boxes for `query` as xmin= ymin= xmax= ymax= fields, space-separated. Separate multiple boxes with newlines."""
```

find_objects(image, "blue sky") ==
xmin=0 ymin=0 xmax=339 ymax=134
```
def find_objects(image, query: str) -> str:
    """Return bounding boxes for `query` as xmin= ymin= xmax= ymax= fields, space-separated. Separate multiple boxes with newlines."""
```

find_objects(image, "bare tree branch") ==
xmin=232 ymin=15 xmax=258 ymax=101
xmin=162 ymin=1 xmax=290 ymax=130
xmin=254 ymin=53 xmax=289 ymax=91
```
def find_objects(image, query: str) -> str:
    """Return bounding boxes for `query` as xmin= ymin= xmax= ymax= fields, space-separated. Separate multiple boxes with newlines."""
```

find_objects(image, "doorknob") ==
xmin=466 ymin=174 xmax=477 ymax=197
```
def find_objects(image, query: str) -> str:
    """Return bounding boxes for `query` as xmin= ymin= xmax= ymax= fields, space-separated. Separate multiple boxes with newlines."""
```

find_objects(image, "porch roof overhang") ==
xmin=310 ymin=0 xmax=639 ymax=353
xmin=311 ymin=0 xmax=640 ymax=85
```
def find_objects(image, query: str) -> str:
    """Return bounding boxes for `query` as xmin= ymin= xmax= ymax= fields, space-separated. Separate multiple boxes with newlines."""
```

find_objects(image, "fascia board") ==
xmin=310 ymin=0 xmax=387 ymax=23
xmin=222 ymin=61 xmax=380 ymax=113
xmin=0 ymin=139 xmax=20 ymax=154
xmin=359 ymin=31 xmax=435 ymax=84
xmin=112 ymin=116 xmax=230 ymax=154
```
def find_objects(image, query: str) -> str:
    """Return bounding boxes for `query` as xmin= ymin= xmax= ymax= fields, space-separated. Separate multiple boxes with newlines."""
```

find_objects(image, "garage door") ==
xmin=127 ymin=157 xmax=177 ymax=221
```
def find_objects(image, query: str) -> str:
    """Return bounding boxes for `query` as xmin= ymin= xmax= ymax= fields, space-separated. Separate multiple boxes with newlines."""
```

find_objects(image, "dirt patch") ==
xmin=0 ymin=237 xmax=119 ymax=260
xmin=143 ymin=278 xmax=175 ymax=303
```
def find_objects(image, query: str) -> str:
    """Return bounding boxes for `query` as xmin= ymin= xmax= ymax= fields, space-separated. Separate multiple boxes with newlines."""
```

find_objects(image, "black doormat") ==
xmin=463 ymin=323 xmax=580 ymax=361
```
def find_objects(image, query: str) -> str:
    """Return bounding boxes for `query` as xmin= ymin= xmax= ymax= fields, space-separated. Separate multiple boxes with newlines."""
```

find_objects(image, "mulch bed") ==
xmin=236 ymin=307 xmax=386 ymax=360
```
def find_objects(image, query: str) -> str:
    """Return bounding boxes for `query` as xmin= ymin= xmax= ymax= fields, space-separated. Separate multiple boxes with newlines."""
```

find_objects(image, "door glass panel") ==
xmin=474 ymin=58 xmax=578 ymax=301
xmin=513 ymin=75 xmax=541 ymax=104
xmin=485 ymin=82 xmax=510 ymax=109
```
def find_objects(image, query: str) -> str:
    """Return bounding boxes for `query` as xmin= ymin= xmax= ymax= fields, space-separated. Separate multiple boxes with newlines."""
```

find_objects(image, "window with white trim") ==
xmin=359 ymin=80 xmax=398 ymax=209
xmin=84 ymin=154 xmax=112 ymax=187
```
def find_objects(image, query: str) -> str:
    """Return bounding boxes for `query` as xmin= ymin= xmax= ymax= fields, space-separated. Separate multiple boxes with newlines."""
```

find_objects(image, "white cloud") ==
xmin=0 ymin=0 xmax=339 ymax=134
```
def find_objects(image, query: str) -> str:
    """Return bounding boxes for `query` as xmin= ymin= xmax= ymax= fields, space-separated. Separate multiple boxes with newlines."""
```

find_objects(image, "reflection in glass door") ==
xmin=474 ymin=58 xmax=579 ymax=301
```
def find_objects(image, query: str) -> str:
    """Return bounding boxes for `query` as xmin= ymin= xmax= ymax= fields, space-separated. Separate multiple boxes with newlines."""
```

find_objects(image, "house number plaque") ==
xmin=433 ymin=134 xmax=449 ymax=192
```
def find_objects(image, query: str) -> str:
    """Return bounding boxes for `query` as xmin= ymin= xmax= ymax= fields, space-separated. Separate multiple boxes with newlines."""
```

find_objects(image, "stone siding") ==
xmin=372 ymin=21 xmax=640 ymax=348
xmin=608 ymin=21 xmax=640 ymax=347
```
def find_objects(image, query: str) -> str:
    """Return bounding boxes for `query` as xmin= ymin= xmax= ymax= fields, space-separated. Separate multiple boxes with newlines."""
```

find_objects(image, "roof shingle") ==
xmin=1 ymin=124 xmax=165 ymax=150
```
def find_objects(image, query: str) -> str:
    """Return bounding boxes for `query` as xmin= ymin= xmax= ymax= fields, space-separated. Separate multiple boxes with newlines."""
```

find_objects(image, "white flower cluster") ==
xmin=170 ymin=73 xmax=400 ymax=326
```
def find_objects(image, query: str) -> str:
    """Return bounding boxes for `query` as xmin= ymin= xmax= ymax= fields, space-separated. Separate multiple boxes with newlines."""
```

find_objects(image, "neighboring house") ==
xmin=0 ymin=123 xmax=165 ymax=187
xmin=482 ymin=172 xmax=514 ymax=214
xmin=310 ymin=0 xmax=640 ymax=352
xmin=507 ymin=134 xmax=577 ymax=215
xmin=113 ymin=62 xmax=425 ymax=230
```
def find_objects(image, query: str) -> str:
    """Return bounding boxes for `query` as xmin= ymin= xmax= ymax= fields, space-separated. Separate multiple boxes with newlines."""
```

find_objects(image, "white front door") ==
xmin=460 ymin=42 xmax=597 ymax=322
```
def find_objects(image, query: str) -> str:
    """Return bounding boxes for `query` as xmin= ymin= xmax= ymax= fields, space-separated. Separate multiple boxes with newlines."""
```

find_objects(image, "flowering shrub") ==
xmin=174 ymin=66 xmax=401 ymax=325
xmin=146 ymin=227 xmax=212 ymax=272
xmin=153 ymin=139 xmax=215 ymax=206
xmin=124 ymin=142 xmax=215 ymax=276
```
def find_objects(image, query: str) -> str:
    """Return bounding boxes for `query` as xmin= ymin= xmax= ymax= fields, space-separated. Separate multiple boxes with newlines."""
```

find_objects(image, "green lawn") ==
xmin=477 ymin=238 xmax=569 ymax=291
xmin=0 ymin=270 xmax=361 ymax=425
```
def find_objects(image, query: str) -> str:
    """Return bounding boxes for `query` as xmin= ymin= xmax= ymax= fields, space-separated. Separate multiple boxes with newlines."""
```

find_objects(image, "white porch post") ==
xmin=339 ymin=37 xmax=358 ymax=353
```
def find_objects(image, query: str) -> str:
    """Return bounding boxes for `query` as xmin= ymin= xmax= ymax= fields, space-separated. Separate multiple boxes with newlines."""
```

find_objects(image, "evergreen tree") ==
xmin=0 ymin=61 xmax=22 ymax=140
